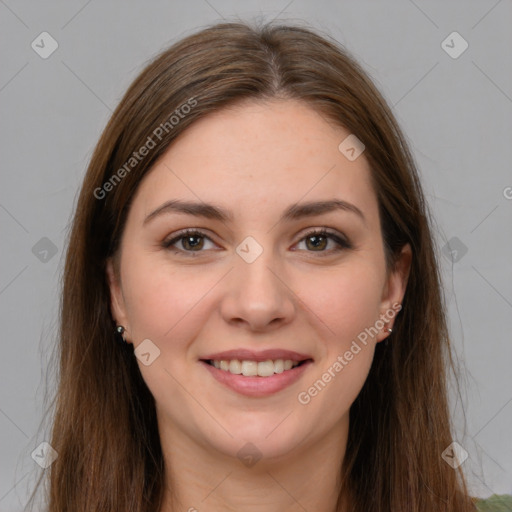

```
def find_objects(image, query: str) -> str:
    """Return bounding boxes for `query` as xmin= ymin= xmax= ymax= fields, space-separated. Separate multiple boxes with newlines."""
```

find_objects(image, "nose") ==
xmin=220 ymin=249 xmax=296 ymax=332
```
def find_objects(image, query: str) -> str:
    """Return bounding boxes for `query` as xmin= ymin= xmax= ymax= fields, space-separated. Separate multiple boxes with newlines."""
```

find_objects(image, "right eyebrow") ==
xmin=143 ymin=199 xmax=233 ymax=225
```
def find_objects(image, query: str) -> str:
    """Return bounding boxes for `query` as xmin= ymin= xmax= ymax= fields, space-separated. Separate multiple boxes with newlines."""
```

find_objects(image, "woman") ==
xmin=27 ymin=19 xmax=505 ymax=511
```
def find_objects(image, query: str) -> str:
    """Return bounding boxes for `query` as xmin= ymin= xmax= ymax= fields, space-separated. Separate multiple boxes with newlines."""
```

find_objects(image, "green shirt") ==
xmin=474 ymin=494 xmax=512 ymax=511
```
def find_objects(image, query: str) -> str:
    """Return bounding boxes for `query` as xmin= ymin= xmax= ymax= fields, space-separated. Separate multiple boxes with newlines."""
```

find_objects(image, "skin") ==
xmin=107 ymin=98 xmax=411 ymax=511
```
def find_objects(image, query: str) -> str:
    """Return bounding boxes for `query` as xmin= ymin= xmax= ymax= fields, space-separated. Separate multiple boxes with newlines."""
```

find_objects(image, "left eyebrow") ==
xmin=143 ymin=198 xmax=366 ymax=226
xmin=281 ymin=199 xmax=366 ymax=225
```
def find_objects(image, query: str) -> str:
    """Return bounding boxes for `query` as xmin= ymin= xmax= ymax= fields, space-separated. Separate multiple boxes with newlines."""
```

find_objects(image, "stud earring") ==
xmin=116 ymin=325 xmax=127 ymax=343
xmin=382 ymin=327 xmax=393 ymax=348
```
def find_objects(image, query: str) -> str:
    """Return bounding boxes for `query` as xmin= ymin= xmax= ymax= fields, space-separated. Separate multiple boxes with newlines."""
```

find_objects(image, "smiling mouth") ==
xmin=202 ymin=358 xmax=312 ymax=377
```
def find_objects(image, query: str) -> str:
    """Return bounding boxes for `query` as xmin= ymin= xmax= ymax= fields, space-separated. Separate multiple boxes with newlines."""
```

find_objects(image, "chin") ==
xmin=206 ymin=417 xmax=308 ymax=463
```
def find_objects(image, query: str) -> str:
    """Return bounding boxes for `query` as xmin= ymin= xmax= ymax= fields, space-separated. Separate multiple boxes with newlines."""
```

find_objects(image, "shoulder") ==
xmin=472 ymin=494 xmax=512 ymax=511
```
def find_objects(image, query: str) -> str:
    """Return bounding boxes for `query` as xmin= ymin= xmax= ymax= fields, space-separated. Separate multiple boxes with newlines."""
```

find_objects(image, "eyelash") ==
xmin=161 ymin=228 xmax=352 ymax=257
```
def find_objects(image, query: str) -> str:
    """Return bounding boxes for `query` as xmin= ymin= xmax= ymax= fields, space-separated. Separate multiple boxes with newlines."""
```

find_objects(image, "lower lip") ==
xmin=200 ymin=360 xmax=313 ymax=397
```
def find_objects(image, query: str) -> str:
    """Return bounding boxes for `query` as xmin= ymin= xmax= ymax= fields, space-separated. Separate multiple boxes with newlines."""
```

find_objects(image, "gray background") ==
xmin=1 ymin=0 xmax=511 ymax=509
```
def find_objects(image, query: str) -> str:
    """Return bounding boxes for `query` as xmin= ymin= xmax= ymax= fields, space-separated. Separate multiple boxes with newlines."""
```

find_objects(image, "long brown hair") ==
xmin=27 ymin=19 xmax=476 ymax=511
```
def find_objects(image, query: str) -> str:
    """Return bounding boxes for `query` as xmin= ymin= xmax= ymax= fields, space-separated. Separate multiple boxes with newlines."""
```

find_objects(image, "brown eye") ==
xmin=305 ymin=234 xmax=328 ymax=251
xmin=162 ymin=228 xmax=352 ymax=257
xmin=296 ymin=229 xmax=352 ymax=254
xmin=181 ymin=234 xmax=205 ymax=251
xmin=162 ymin=229 xmax=215 ymax=254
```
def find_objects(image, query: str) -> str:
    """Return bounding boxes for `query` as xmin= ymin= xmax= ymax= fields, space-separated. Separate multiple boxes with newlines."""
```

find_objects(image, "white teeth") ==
xmin=241 ymin=360 xmax=258 ymax=376
xmin=274 ymin=359 xmax=284 ymax=374
xmin=210 ymin=358 xmax=302 ymax=376
xmin=229 ymin=360 xmax=242 ymax=374
xmin=257 ymin=360 xmax=275 ymax=377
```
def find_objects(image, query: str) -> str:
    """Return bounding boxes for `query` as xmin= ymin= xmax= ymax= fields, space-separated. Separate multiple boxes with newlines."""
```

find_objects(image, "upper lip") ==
xmin=200 ymin=349 xmax=313 ymax=363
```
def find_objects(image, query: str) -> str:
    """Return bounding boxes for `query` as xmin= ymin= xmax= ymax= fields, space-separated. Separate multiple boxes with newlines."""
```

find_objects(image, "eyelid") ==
xmin=293 ymin=227 xmax=352 ymax=253
xmin=162 ymin=227 xmax=352 ymax=255
xmin=162 ymin=228 xmax=219 ymax=251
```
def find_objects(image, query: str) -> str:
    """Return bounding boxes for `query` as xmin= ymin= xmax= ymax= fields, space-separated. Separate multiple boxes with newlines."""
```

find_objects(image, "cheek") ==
xmin=297 ymin=342 xmax=374 ymax=439
xmin=301 ymin=262 xmax=385 ymax=342
xmin=292 ymin=261 xmax=383 ymax=408
xmin=295 ymin=267 xmax=380 ymax=429
xmin=121 ymin=249 xmax=217 ymax=342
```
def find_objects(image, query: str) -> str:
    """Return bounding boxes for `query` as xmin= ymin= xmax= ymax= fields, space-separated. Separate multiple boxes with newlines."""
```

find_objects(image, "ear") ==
xmin=105 ymin=257 xmax=130 ymax=341
xmin=376 ymin=243 xmax=412 ymax=342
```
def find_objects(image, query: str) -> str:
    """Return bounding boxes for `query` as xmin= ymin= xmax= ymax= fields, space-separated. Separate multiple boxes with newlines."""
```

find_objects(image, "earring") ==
xmin=116 ymin=325 xmax=127 ymax=343
xmin=382 ymin=326 xmax=393 ymax=347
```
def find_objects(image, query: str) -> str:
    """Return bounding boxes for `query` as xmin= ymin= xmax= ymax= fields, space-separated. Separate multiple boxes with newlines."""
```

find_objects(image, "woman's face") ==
xmin=107 ymin=98 xmax=410 ymax=463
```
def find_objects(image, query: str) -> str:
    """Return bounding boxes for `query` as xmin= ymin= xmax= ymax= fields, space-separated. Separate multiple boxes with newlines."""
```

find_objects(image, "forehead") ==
xmin=131 ymin=98 xmax=379 ymax=226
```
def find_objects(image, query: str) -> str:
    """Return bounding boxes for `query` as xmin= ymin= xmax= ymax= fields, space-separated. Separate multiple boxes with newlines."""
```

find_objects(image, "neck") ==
xmin=157 ymin=415 xmax=350 ymax=512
